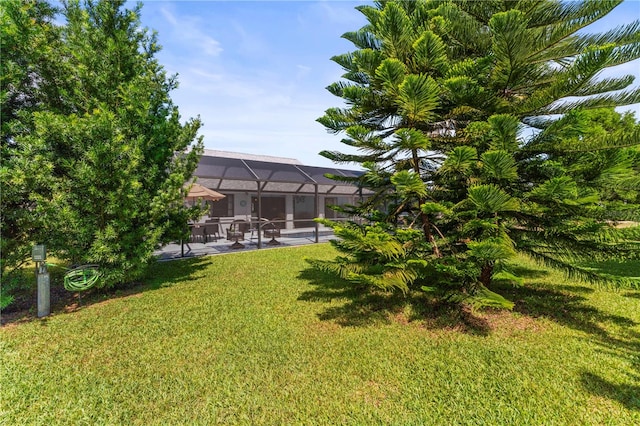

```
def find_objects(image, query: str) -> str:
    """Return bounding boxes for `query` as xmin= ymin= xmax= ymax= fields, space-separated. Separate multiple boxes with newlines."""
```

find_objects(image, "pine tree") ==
xmin=1 ymin=0 xmax=203 ymax=287
xmin=1 ymin=0 xmax=62 ymax=277
xmin=313 ymin=0 xmax=640 ymax=308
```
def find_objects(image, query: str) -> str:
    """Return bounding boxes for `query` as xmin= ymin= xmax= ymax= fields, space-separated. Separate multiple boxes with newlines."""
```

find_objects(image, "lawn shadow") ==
xmin=142 ymin=256 xmax=212 ymax=290
xmin=297 ymin=267 xmax=406 ymax=327
xmin=581 ymin=371 xmax=640 ymax=411
xmin=580 ymin=259 xmax=640 ymax=278
xmin=299 ymin=262 xmax=640 ymax=402
xmin=582 ymin=326 xmax=640 ymax=411
xmin=297 ymin=267 xmax=492 ymax=335
xmin=493 ymin=278 xmax=640 ymax=410
xmin=508 ymin=264 xmax=550 ymax=280
xmin=1 ymin=256 xmax=212 ymax=326
xmin=493 ymin=281 xmax=636 ymax=339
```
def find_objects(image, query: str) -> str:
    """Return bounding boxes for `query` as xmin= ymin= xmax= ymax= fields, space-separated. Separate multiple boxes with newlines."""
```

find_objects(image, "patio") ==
xmin=155 ymin=226 xmax=337 ymax=261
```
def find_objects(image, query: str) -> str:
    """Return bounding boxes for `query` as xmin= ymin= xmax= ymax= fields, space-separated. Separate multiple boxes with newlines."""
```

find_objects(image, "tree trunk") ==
xmin=411 ymin=148 xmax=441 ymax=257
xmin=420 ymin=209 xmax=441 ymax=257
xmin=480 ymin=263 xmax=493 ymax=287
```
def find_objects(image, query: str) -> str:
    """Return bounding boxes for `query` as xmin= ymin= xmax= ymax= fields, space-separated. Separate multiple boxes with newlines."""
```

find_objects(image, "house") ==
xmin=193 ymin=150 xmax=367 ymax=230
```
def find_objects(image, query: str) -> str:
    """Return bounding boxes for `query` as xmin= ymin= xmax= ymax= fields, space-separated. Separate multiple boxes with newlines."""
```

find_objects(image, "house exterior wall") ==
xmin=199 ymin=191 xmax=358 ymax=232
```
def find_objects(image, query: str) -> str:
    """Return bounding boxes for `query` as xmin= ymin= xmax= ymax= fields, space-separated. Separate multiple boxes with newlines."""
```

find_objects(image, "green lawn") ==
xmin=2 ymin=244 xmax=639 ymax=424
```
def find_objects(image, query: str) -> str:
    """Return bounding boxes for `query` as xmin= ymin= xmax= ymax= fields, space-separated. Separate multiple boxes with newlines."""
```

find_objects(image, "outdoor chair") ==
xmin=263 ymin=221 xmax=281 ymax=245
xmin=249 ymin=218 xmax=269 ymax=241
xmin=190 ymin=225 xmax=206 ymax=243
xmin=204 ymin=221 xmax=220 ymax=242
xmin=227 ymin=220 xmax=249 ymax=249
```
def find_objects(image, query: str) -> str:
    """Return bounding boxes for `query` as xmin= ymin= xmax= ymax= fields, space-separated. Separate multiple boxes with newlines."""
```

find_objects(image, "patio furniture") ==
xmin=204 ymin=221 xmax=220 ymax=242
xmin=190 ymin=224 xmax=206 ymax=243
xmin=249 ymin=218 xmax=269 ymax=241
xmin=263 ymin=221 xmax=281 ymax=245
xmin=227 ymin=220 xmax=249 ymax=249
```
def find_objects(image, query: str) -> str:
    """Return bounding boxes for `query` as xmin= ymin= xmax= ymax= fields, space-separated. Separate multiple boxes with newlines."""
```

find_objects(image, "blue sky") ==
xmin=135 ymin=0 xmax=640 ymax=167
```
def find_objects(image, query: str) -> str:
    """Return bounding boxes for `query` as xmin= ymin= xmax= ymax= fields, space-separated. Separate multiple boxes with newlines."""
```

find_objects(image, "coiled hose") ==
xmin=63 ymin=264 xmax=101 ymax=291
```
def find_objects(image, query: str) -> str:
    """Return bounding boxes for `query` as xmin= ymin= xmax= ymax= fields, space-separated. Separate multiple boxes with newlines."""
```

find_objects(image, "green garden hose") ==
xmin=63 ymin=265 xmax=101 ymax=291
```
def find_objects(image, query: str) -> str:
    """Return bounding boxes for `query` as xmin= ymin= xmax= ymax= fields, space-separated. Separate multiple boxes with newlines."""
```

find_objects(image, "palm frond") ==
xmin=541 ymin=87 xmax=640 ymax=115
xmin=397 ymin=74 xmax=440 ymax=123
xmin=439 ymin=146 xmax=477 ymax=177
xmin=375 ymin=58 xmax=407 ymax=98
xmin=572 ymin=75 xmax=635 ymax=97
xmin=411 ymin=30 xmax=448 ymax=74
xmin=468 ymin=184 xmax=519 ymax=213
xmin=529 ymin=176 xmax=578 ymax=202
xmin=391 ymin=170 xmax=428 ymax=199
xmin=342 ymin=28 xmax=381 ymax=50
xmin=481 ymin=150 xmax=518 ymax=182
xmin=306 ymin=258 xmax=364 ymax=280
xmin=319 ymin=150 xmax=379 ymax=165
xmin=376 ymin=2 xmax=414 ymax=61
xmin=521 ymin=249 xmax=639 ymax=289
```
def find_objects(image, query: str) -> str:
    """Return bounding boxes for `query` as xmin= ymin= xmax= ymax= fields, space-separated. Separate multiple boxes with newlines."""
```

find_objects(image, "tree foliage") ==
xmin=314 ymin=0 xmax=640 ymax=309
xmin=1 ymin=0 xmax=203 ymax=287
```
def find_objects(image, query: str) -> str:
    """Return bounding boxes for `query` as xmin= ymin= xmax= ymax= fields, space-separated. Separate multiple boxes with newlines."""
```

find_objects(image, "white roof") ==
xmin=201 ymin=149 xmax=303 ymax=165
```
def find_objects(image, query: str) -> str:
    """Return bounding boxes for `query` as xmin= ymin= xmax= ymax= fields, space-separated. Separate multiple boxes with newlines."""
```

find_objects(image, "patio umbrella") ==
xmin=185 ymin=183 xmax=225 ymax=202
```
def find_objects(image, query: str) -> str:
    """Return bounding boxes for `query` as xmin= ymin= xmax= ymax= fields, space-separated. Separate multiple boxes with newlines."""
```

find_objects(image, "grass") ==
xmin=1 ymin=244 xmax=639 ymax=424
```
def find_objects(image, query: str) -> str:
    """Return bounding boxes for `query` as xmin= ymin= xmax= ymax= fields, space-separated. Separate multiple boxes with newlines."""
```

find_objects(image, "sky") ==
xmin=134 ymin=0 xmax=640 ymax=167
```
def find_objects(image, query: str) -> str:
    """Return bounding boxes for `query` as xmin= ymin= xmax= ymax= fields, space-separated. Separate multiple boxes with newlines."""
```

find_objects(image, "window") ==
xmin=210 ymin=194 xmax=234 ymax=217
xmin=294 ymin=195 xmax=316 ymax=228
xmin=251 ymin=195 xmax=285 ymax=221
xmin=324 ymin=197 xmax=348 ymax=219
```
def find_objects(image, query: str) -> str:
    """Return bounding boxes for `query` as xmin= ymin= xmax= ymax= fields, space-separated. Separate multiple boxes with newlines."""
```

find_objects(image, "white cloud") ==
xmin=159 ymin=7 xmax=178 ymax=26
xmin=296 ymin=65 xmax=312 ymax=80
xmin=312 ymin=1 xmax=365 ymax=26
xmin=230 ymin=20 xmax=269 ymax=57
xmin=167 ymin=66 xmax=351 ymax=167
xmin=201 ymin=38 xmax=223 ymax=56
xmin=159 ymin=6 xmax=222 ymax=57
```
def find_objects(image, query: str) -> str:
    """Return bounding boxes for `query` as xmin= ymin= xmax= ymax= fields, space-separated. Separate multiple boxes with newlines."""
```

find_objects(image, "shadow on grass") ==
xmin=581 ymin=372 xmax=640 ymax=410
xmin=297 ymin=268 xmax=493 ymax=335
xmin=298 ymin=262 xmax=640 ymax=407
xmin=494 ymin=279 xmax=640 ymax=410
xmin=580 ymin=259 xmax=640 ymax=278
xmin=1 ymin=257 xmax=212 ymax=326
xmin=493 ymin=281 xmax=636 ymax=338
xmin=579 ymin=323 xmax=640 ymax=411
xmin=141 ymin=257 xmax=211 ymax=290
xmin=298 ymin=261 xmax=638 ymax=338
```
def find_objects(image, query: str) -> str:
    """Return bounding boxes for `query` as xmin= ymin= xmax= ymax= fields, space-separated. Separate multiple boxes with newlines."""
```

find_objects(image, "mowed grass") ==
xmin=1 ymin=244 xmax=639 ymax=425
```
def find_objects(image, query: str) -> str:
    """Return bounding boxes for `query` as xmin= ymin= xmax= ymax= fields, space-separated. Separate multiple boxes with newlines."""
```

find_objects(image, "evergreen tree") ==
xmin=1 ymin=0 xmax=203 ymax=287
xmin=313 ymin=0 xmax=640 ymax=308
xmin=1 ymin=0 xmax=61 ymax=277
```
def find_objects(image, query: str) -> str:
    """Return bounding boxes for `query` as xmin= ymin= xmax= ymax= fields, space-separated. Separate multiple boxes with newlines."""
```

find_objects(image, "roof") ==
xmin=201 ymin=149 xmax=303 ymax=165
xmin=194 ymin=152 xmax=366 ymax=195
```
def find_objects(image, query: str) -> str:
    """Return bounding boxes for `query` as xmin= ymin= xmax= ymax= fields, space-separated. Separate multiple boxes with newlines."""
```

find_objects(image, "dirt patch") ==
xmin=1 ymin=284 xmax=82 ymax=326
xmin=419 ymin=305 xmax=547 ymax=336
xmin=391 ymin=311 xmax=410 ymax=325
xmin=478 ymin=309 xmax=547 ymax=335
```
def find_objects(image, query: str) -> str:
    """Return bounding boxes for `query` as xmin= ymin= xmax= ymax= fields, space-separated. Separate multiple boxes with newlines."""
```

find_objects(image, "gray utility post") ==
xmin=32 ymin=245 xmax=50 ymax=318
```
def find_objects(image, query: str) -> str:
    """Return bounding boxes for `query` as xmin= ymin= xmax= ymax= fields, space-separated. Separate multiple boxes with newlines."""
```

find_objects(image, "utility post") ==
xmin=32 ymin=244 xmax=50 ymax=318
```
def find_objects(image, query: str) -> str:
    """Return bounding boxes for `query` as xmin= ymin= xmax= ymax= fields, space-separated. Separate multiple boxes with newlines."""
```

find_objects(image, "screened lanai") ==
xmin=190 ymin=151 xmax=368 ymax=245
xmin=194 ymin=153 xmax=365 ymax=196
